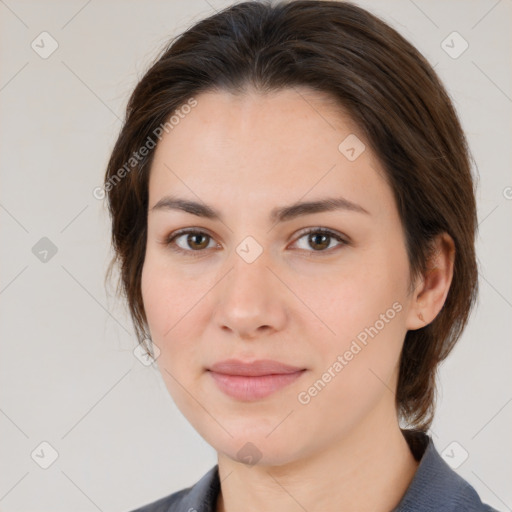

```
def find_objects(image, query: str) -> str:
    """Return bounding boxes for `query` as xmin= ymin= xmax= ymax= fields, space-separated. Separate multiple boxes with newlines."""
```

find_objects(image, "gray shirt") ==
xmin=129 ymin=431 xmax=500 ymax=511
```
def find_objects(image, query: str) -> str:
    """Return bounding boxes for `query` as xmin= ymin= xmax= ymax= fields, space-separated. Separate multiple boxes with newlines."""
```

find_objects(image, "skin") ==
xmin=141 ymin=87 xmax=455 ymax=512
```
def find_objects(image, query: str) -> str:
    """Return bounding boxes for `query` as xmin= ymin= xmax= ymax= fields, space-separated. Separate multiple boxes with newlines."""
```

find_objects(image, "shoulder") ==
xmin=127 ymin=465 xmax=220 ymax=512
xmin=455 ymin=480 xmax=501 ymax=512
xmin=395 ymin=431 xmax=501 ymax=512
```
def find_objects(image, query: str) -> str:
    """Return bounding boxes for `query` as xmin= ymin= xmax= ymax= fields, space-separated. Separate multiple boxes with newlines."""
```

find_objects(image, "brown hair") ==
xmin=104 ymin=0 xmax=478 ymax=432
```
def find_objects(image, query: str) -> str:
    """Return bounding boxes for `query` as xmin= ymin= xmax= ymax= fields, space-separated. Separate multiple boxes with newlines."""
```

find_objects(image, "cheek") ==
xmin=296 ymin=296 xmax=406 ymax=439
xmin=141 ymin=263 xmax=174 ymax=338
xmin=302 ymin=259 xmax=407 ymax=351
xmin=140 ymin=257 xmax=212 ymax=372
xmin=299 ymin=248 xmax=409 ymax=405
xmin=141 ymin=258 xmax=185 ymax=357
xmin=141 ymin=263 xmax=204 ymax=413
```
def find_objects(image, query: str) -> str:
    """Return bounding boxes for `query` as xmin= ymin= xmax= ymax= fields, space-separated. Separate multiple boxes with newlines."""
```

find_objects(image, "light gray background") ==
xmin=0 ymin=1 xmax=510 ymax=511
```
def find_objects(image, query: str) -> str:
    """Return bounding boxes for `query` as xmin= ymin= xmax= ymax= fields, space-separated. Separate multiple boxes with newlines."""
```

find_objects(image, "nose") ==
xmin=212 ymin=247 xmax=288 ymax=340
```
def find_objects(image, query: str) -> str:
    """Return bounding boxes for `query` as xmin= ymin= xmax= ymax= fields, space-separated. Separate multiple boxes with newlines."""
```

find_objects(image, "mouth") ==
xmin=207 ymin=359 xmax=307 ymax=401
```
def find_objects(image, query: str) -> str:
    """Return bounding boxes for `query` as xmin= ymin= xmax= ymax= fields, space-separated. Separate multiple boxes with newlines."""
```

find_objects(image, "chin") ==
xmin=199 ymin=424 xmax=305 ymax=468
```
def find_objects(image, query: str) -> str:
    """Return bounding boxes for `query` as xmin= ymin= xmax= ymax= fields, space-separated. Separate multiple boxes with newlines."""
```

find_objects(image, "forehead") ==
xmin=147 ymin=87 xmax=393 ymax=218
xmin=159 ymin=86 xmax=356 ymax=149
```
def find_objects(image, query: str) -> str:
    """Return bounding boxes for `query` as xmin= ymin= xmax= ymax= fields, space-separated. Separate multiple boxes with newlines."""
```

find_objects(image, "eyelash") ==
xmin=163 ymin=227 xmax=349 ymax=258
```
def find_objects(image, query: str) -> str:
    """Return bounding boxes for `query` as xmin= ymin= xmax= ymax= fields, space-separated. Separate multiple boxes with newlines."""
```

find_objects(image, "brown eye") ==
xmin=164 ymin=227 xmax=348 ymax=258
xmin=183 ymin=232 xmax=210 ymax=250
xmin=293 ymin=228 xmax=348 ymax=254
xmin=166 ymin=229 xmax=216 ymax=255
xmin=308 ymin=232 xmax=331 ymax=251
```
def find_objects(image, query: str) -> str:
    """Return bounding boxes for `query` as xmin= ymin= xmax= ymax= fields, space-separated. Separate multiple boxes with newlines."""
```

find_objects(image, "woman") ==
xmin=104 ymin=1 xmax=499 ymax=510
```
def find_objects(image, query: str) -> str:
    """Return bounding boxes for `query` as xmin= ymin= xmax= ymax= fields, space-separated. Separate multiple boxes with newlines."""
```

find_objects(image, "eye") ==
xmin=163 ymin=227 xmax=348 ymax=258
xmin=292 ymin=227 xmax=348 ymax=254
xmin=165 ymin=229 xmax=218 ymax=257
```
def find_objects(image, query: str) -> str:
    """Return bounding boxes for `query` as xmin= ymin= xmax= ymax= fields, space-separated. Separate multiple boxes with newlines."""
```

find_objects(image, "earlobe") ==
xmin=406 ymin=307 xmax=428 ymax=331
xmin=405 ymin=233 xmax=455 ymax=331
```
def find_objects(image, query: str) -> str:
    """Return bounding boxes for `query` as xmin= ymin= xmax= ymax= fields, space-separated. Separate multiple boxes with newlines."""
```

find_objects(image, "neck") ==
xmin=215 ymin=403 xmax=420 ymax=512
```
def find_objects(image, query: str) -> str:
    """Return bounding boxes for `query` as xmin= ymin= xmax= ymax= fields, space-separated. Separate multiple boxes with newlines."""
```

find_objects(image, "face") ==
xmin=141 ymin=87 xmax=417 ymax=466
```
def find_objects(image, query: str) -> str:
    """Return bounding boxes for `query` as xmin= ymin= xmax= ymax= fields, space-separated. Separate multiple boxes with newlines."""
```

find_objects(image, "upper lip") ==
xmin=209 ymin=359 xmax=305 ymax=376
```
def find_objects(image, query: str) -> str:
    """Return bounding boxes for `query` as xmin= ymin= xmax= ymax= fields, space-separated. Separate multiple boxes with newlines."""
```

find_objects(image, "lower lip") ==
xmin=208 ymin=370 xmax=306 ymax=401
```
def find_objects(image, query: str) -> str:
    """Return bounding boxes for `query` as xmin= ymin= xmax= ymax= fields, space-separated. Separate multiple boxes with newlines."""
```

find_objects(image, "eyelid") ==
xmin=293 ymin=226 xmax=349 ymax=245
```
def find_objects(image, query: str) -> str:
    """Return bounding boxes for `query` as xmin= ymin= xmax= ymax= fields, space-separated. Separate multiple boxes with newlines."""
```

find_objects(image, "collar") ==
xmin=392 ymin=430 xmax=493 ymax=511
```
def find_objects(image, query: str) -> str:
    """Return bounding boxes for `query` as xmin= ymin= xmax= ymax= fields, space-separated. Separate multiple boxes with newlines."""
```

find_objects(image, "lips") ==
xmin=207 ymin=359 xmax=307 ymax=401
xmin=208 ymin=358 xmax=304 ymax=376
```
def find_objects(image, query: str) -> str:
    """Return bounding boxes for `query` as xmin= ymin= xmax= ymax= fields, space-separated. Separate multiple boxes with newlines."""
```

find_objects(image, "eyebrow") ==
xmin=149 ymin=195 xmax=370 ymax=223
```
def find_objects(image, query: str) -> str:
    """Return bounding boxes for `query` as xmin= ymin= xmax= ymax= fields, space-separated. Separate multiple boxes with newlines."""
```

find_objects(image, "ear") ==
xmin=405 ymin=233 xmax=455 ymax=330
